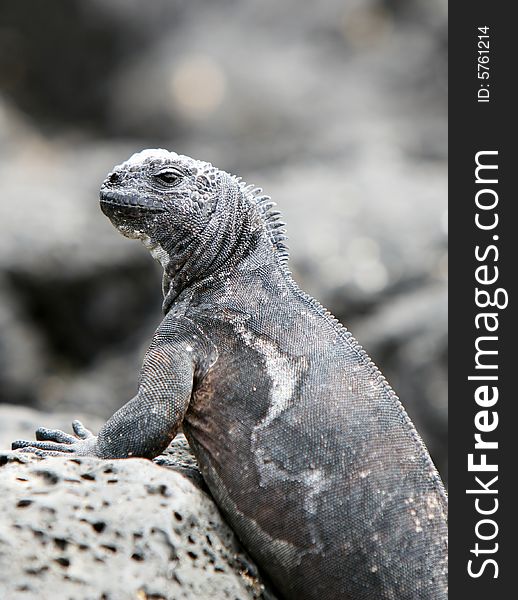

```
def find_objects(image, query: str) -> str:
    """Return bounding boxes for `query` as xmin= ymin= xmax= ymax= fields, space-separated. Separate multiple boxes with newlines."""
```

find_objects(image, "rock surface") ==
xmin=0 ymin=405 xmax=276 ymax=600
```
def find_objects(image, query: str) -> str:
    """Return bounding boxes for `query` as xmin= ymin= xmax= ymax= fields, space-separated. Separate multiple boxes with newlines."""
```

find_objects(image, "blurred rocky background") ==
xmin=0 ymin=0 xmax=447 ymax=480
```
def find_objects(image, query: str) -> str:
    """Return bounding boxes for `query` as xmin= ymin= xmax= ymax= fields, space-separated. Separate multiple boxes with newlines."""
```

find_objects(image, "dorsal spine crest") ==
xmin=238 ymin=179 xmax=290 ymax=265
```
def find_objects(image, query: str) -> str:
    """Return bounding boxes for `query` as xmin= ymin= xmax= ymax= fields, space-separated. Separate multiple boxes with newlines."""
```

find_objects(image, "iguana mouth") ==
xmin=99 ymin=189 xmax=166 ymax=214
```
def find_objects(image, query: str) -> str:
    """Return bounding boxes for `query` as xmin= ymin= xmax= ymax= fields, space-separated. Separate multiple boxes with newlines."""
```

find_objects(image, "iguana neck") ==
xmin=159 ymin=180 xmax=275 ymax=314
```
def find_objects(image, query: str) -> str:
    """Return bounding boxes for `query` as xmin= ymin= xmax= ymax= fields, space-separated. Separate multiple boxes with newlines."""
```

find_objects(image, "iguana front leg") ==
xmin=12 ymin=319 xmax=202 ymax=459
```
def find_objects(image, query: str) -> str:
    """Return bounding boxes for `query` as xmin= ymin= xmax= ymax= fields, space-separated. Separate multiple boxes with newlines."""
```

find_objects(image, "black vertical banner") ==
xmin=450 ymin=3 xmax=515 ymax=597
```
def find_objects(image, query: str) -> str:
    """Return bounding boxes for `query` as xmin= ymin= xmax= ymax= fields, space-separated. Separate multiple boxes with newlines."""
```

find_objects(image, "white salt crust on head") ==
xmin=117 ymin=148 xmax=180 ymax=170
xmin=116 ymin=149 xmax=217 ymax=176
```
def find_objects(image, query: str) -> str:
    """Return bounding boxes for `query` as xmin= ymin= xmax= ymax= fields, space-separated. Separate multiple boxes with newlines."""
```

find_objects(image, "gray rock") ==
xmin=0 ymin=405 xmax=276 ymax=600
xmin=0 ymin=125 xmax=162 ymax=413
xmin=261 ymin=158 xmax=447 ymax=312
xmin=0 ymin=284 xmax=47 ymax=407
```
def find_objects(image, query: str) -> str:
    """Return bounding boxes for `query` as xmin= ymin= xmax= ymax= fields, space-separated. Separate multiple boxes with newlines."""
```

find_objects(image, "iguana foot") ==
xmin=12 ymin=420 xmax=98 ymax=457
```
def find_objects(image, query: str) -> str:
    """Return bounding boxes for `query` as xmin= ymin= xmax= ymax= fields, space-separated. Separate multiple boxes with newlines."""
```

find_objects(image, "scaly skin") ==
xmin=13 ymin=149 xmax=448 ymax=600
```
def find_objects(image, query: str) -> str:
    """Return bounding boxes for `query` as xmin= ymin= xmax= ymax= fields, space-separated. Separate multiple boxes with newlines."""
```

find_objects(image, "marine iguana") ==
xmin=13 ymin=149 xmax=448 ymax=600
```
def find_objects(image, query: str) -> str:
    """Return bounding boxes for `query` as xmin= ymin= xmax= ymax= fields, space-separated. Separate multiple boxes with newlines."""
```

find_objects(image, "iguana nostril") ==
xmin=107 ymin=171 xmax=121 ymax=185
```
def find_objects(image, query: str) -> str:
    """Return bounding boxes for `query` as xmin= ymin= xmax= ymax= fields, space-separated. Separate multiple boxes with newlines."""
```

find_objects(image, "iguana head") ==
xmin=100 ymin=149 xmax=222 ymax=248
xmin=100 ymin=148 xmax=288 ymax=309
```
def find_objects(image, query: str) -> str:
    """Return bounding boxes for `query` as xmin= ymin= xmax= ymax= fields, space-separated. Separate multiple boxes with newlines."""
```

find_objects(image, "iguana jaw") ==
xmin=99 ymin=188 xmax=166 ymax=216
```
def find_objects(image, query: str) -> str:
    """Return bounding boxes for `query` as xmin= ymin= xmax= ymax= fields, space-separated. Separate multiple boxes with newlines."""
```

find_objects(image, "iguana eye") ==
xmin=154 ymin=169 xmax=182 ymax=185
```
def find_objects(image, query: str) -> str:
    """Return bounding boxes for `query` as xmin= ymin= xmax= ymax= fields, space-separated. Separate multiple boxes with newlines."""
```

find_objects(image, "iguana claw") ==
xmin=12 ymin=420 xmax=98 ymax=457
